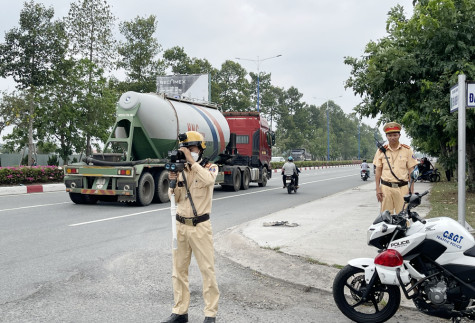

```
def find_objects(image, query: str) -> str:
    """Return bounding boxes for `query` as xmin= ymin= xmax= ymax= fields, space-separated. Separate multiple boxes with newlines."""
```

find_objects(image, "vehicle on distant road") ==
xmin=290 ymin=148 xmax=312 ymax=161
xmin=271 ymin=156 xmax=285 ymax=162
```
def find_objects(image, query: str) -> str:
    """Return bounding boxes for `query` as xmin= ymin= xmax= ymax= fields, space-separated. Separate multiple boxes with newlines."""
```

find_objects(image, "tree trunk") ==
xmin=28 ymin=89 xmax=35 ymax=166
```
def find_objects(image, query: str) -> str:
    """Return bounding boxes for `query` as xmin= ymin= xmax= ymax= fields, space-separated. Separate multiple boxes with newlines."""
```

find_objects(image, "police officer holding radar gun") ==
xmin=162 ymin=131 xmax=219 ymax=323
xmin=373 ymin=122 xmax=419 ymax=214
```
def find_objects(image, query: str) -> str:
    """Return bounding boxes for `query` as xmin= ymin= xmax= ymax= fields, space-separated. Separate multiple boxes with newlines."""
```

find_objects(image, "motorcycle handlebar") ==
xmin=419 ymin=190 xmax=429 ymax=197
xmin=411 ymin=211 xmax=426 ymax=224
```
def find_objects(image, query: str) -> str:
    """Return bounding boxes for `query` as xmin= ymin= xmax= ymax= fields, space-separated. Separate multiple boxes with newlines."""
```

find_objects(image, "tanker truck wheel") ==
xmin=232 ymin=169 xmax=241 ymax=192
xmin=136 ymin=172 xmax=154 ymax=206
xmin=69 ymin=193 xmax=85 ymax=204
xmin=240 ymin=169 xmax=250 ymax=190
xmin=83 ymin=194 xmax=98 ymax=204
xmin=153 ymin=170 xmax=170 ymax=203
xmin=258 ymin=169 xmax=268 ymax=187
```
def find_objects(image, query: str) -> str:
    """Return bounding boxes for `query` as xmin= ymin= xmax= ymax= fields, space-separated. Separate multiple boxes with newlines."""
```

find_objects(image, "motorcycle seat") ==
xmin=463 ymin=245 xmax=475 ymax=257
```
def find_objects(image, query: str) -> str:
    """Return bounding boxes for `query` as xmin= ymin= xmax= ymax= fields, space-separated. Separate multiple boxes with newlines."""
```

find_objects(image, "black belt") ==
xmin=381 ymin=179 xmax=408 ymax=188
xmin=176 ymin=213 xmax=210 ymax=226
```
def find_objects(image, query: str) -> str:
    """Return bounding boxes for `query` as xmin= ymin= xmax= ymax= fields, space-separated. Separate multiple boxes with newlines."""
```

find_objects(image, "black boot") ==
xmin=161 ymin=313 xmax=188 ymax=323
xmin=203 ymin=317 xmax=216 ymax=323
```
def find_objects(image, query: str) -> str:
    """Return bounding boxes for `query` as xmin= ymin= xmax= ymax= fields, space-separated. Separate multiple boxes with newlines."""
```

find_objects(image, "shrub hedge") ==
xmin=0 ymin=161 xmax=359 ymax=186
xmin=0 ymin=166 xmax=64 ymax=185
xmin=271 ymin=160 xmax=360 ymax=169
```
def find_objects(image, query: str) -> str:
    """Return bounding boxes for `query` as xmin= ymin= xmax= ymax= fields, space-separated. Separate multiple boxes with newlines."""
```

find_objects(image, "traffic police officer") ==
xmin=373 ymin=122 xmax=419 ymax=214
xmin=162 ymin=131 xmax=219 ymax=323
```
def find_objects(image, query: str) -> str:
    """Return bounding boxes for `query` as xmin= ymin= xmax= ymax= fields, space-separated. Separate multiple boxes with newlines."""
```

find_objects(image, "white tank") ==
xmin=117 ymin=91 xmax=230 ymax=160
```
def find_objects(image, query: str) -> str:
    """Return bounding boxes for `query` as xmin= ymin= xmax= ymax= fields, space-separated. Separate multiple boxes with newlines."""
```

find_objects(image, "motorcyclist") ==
xmin=419 ymin=157 xmax=433 ymax=174
xmin=281 ymin=156 xmax=300 ymax=188
xmin=361 ymin=159 xmax=370 ymax=178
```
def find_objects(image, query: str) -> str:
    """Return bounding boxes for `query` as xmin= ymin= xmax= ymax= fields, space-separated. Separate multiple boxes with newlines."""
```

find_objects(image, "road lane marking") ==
xmin=68 ymin=207 xmax=171 ymax=226
xmin=0 ymin=202 xmax=70 ymax=213
xmin=68 ymin=173 xmax=358 ymax=226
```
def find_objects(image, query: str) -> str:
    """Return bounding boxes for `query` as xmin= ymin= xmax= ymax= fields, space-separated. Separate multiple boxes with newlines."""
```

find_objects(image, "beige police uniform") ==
xmin=168 ymin=161 xmax=219 ymax=318
xmin=373 ymin=143 xmax=418 ymax=213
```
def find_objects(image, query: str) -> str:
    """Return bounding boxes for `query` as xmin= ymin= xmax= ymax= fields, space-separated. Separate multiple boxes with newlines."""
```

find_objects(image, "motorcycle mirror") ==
xmin=411 ymin=168 xmax=419 ymax=181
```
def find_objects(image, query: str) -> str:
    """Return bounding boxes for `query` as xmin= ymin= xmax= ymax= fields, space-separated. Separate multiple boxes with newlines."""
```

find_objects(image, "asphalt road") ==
xmin=1 ymin=166 xmax=437 ymax=322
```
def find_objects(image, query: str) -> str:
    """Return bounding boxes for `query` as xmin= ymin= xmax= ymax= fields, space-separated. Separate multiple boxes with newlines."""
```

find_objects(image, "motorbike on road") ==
xmin=332 ymin=170 xmax=475 ymax=323
xmin=417 ymin=167 xmax=442 ymax=182
xmin=361 ymin=169 xmax=369 ymax=181
xmin=284 ymin=175 xmax=298 ymax=194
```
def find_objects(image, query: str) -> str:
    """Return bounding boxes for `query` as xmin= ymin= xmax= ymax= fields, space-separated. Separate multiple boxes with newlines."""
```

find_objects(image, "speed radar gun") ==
xmin=165 ymin=144 xmax=187 ymax=250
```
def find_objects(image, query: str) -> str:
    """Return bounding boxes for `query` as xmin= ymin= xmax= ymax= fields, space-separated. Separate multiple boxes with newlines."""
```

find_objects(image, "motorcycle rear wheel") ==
xmin=333 ymin=265 xmax=401 ymax=323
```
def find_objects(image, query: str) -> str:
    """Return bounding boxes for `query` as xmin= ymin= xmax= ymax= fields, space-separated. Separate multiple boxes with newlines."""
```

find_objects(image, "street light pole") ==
xmin=235 ymin=54 xmax=282 ymax=112
xmin=326 ymin=102 xmax=330 ymax=161
xmin=358 ymin=121 xmax=361 ymax=160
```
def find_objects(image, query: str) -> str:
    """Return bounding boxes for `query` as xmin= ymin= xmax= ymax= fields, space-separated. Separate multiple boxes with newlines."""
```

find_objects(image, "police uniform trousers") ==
xmin=172 ymin=219 xmax=219 ymax=317
xmin=380 ymin=184 xmax=409 ymax=214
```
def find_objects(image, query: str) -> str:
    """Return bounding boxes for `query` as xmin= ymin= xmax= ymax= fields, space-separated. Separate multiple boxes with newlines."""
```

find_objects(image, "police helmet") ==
xmin=179 ymin=131 xmax=206 ymax=150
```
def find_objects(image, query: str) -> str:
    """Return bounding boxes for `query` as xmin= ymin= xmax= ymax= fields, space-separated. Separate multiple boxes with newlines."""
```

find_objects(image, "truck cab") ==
xmin=223 ymin=111 xmax=274 ymax=169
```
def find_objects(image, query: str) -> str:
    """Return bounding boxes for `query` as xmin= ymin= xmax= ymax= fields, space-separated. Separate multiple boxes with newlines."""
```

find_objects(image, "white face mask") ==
xmin=190 ymin=152 xmax=200 ymax=162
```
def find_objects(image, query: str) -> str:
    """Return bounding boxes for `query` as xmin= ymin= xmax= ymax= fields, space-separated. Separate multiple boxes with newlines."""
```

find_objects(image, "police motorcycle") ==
xmin=332 ymin=169 xmax=475 ymax=323
xmin=361 ymin=169 xmax=369 ymax=181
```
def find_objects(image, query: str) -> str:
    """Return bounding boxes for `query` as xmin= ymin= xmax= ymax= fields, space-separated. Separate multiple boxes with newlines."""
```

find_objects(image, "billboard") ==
xmin=156 ymin=74 xmax=210 ymax=102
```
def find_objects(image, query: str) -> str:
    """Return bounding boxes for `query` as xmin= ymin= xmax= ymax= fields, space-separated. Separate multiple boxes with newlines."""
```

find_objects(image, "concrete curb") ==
xmin=0 ymin=183 xmax=65 ymax=196
xmin=214 ymin=181 xmax=433 ymax=310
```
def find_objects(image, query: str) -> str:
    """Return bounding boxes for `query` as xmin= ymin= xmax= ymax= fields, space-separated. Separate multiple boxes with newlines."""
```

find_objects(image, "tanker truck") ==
xmin=63 ymin=91 xmax=274 ymax=206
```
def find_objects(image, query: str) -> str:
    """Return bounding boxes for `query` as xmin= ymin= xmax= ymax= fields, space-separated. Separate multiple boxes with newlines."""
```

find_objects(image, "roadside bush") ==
xmin=270 ymin=160 xmax=360 ymax=169
xmin=0 ymin=166 xmax=64 ymax=185
xmin=47 ymin=154 xmax=59 ymax=166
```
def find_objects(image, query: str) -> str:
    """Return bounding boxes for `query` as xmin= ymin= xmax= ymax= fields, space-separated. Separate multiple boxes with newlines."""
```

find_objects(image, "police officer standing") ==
xmin=373 ymin=122 xmax=419 ymax=214
xmin=162 ymin=131 xmax=219 ymax=323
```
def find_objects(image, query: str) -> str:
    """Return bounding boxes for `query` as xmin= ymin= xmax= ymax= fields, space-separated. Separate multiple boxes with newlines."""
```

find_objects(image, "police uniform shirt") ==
xmin=373 ymin=143 xmax=419 ymax=182
xmin=168 ymin=161 xmax=218 ymax=217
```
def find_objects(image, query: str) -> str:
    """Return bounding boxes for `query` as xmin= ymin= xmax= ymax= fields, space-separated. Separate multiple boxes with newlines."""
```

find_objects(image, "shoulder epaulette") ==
xmin=383 ymin=144 xmax=389 ymax=148
xmin=401 ymin=144 xmax=411 ymax=149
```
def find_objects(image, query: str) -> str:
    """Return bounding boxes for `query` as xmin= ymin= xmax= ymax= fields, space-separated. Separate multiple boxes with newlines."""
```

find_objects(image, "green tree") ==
xmin=0 ymin=90 xmax=30 ymax=152
xmin=40 ymin=58 xmax=115 ymax=164
xmin=163 ymin=46 xmax=214 ymax=75
xmin=214 ymin=60 xmax=251 ymax=111
xmin=66 ymin=0 xmax=116 ymax=155
xmin=117 ymin=15 xmax=165 ymax=93
xmin=0 ymin=1 xmax=67 ymax=165
xmin=274 ymin=87 xmax=310 ymax=152
xmin=345 ymin=0 xmax=475 ymax=190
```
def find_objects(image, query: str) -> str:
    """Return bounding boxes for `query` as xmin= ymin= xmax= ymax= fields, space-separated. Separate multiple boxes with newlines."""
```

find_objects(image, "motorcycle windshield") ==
xmin=373 ymin=210 xmax=392 ymax=225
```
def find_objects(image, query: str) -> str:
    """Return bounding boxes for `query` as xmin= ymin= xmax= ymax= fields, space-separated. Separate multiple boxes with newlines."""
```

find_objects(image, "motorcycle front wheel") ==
xmin=332 ymin=265 xmax=401 ymax=323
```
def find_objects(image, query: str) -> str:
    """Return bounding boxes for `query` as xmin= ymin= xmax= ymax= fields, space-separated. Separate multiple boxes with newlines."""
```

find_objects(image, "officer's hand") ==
xmin=376 ymin=190 xmax=384 ymax=202
xmin=178 ymin=147 xmax=194 ymax=164
xmin=168 ymin=171 xmax=177 ymax=181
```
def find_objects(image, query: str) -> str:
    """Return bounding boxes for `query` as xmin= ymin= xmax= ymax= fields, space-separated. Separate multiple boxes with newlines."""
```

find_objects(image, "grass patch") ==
xmin=427 ymin=181 xmax=475 ymax=228
xmin=262 ymin=246 xmax=283 ymax=253
xmin=305 ymin=257 xmax=344 ymax=269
